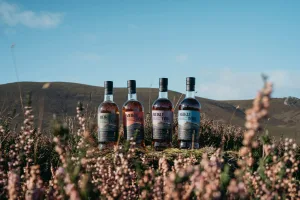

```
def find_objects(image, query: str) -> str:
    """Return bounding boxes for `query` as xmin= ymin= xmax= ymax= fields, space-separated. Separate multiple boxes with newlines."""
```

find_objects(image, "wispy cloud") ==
xmin=0 ymin=1 xmax=63 ymax=29
xmin=197 ymin=68 xmax=300 ymax=100
xmin=176 ymin=54 xmax=188 ymax=63
xmin=73 ymin=52 xmax=102 ymax=62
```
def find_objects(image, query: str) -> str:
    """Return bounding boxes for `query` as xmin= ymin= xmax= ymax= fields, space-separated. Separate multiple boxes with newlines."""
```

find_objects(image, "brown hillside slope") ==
xmin=225 ymin=98 xmax=300 ymax=141
xmin=0 ymin=82 xmax=299 ymax=142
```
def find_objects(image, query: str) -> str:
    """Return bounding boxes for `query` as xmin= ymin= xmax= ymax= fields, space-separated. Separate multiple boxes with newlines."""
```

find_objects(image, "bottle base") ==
xmin=99 ymin=142 xmax=115 ymax=150
xmin=153 ymin=141 xmax=171 ymax=151
xmin=127 ymin=139 xmax=146 ymax=149
xmin=179 ymin=141 xmax=199 ymax=149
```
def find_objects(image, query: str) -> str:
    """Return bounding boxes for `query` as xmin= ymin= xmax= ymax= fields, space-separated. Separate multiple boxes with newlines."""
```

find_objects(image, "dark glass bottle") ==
xmin=122 ymin=80 xmax=145 ymax=147
xmin=152 ymin=78 xmax=173 ymax=151
xmin=178 ymin=77 xmax=201 ymax=149
xmin=98 ymin=81 xmax=119 ymax=150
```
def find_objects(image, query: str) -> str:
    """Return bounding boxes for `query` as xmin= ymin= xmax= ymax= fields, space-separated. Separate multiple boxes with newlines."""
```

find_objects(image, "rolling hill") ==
xmin=0 ymin=82 xmax=299 ymax=142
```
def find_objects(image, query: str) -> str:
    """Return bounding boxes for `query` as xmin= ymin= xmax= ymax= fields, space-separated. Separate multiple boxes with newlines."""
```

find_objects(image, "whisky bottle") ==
xmin=98 ymin=81 xmax=119 ymax=149
xmin=122 ymin=80 xmax=145 ymax=147
xmin=152 ymin=78 xmax=173 ymax=151
xmin=178 ymin=77 xmax=201 ymax=149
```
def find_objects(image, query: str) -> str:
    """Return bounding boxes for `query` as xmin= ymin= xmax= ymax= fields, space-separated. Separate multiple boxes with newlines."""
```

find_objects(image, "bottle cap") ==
xmin=186 ymin=77 xmax=195 ymax=91
xmin=127 ymin=80 xmax=136 ymax=94
xmin=104 ymin=81 xmax=113 ymax=95
xmin=159 ymin=78 xmax=168 ymax=92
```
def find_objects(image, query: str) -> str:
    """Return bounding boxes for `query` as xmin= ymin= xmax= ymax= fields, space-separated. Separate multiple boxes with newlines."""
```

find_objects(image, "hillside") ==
xmin=0 ymin=82 xmax=299 ymax=142
xmin=225 ymin=98 xmax=300 ymax=140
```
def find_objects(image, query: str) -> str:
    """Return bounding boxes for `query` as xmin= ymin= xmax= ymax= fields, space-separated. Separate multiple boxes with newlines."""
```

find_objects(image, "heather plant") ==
xmin=0 ymin=78 xmax=299 ymax=200
xmin=144 ymin=113 xmax=152 ymax=146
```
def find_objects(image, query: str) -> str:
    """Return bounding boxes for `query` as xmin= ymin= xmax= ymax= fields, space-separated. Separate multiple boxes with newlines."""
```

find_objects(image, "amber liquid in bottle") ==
xmin=178 ymin=78 xmax=201 ymax=149
xmin=98 ymin=81 xmax=119 ymax=150
xmin=122 ymin=80 xmax=145 ymax=148
xmin=152 ymin=78 xmax=173 ymax=151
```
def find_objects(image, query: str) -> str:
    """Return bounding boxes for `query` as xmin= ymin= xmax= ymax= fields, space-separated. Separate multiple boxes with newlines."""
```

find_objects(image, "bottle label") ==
xmin=125 ymin=111 xmax=144 ymax=142
xmin=98 ymin=113 xmax=119 ymax=142
xmin=152 ymin=111 xmax=173 ymax=141
xmin=178 ymin=110 xmax=200 ymax=141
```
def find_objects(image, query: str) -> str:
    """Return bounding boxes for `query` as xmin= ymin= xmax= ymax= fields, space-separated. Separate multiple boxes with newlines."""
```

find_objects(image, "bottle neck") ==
xmin=104 ymin=94 xmax=113 ymax=101
xmin=186 ymin=91 xmax=195 ymax=98
xmin=128 ymin=93 xmax=137 ymax=100
xmin=159 ymin=91 xmax=168 ymax=99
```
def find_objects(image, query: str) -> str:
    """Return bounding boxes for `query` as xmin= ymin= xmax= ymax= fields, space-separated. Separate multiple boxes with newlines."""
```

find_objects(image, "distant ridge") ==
xmin=0 ymin=81 xmax=299 ymax=142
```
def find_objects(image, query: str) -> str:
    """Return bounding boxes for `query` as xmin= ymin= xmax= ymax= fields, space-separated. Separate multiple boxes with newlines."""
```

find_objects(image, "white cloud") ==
xmin=197 ymin=68 xmax=300 ymax=100
xmin=0 ymin=1 xmax=63 ymax=29
xmin=73 ymin=52 xmax=102 ymax=62
xmin=176 ymin=54 xmax=188 ymax=63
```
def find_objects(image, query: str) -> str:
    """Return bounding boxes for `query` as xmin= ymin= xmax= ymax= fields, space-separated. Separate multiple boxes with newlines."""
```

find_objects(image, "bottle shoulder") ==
xmin=179 ymin=98 xmax=201 ymax=111
xmin=152 ymin=98 xmax=173 ymax=111
xmin=98 ymin=101 xmax=119 ymax=113
xmin=122 ymin=99 xmax=144 ymax=112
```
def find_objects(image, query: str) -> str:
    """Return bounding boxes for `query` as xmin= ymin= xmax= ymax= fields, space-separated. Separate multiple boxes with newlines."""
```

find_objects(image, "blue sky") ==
xmin=0 ymin=0 xmax=299 ymax=100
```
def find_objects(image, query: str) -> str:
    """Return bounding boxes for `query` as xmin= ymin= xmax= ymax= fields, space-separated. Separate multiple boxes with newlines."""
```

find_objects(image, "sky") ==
xmin=0 ymin=0 xmax=299 ymax=100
